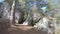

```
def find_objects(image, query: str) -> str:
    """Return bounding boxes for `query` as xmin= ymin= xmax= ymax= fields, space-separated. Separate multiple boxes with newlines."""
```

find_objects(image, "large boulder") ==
xmin=34 ymin=17 xmax=53 ymax=34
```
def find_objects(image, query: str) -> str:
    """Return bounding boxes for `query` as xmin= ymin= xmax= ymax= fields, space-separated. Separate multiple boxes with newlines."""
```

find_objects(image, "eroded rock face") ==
xmin=32 ymin=11 xmax=42 ymax=25
xmin=23 ymin=13 xmax=33 ymax=26
xmin=34 ymin=17 xmax=53 ymax=34
xmin=1 ymin=2 xmax=11 ymax=19
xmin=23 ymin=12 xmax=42 ymax=26
xmin=34 ymin=17 xmax=49 ymax=29
xmin=15 ymin=9 xmax=24 ymax=24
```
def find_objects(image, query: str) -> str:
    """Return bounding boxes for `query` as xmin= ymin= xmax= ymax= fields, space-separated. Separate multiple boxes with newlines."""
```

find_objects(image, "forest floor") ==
xmin=0 ymin=18 xmax=47 ymax=34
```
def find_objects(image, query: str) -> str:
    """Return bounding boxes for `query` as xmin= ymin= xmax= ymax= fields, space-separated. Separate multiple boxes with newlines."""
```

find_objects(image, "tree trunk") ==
xmin=10 ymin=0 xmax=15 ymax=27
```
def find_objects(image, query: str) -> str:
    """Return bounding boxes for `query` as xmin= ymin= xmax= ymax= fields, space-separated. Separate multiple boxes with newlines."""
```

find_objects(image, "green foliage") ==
xmin=5 ymin=0 xmax=13 ymax=5
xmin=4 ymin=0 xmax=60 ymax=24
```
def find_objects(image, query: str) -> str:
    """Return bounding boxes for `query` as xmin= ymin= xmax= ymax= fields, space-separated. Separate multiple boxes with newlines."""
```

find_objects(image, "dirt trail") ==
xmin=0 ymin=18 xmax=47 ymax=34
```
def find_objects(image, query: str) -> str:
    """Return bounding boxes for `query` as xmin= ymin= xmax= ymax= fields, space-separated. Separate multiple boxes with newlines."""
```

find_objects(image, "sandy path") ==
xmin=0 ymin=18 xmax=47 ymax=34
